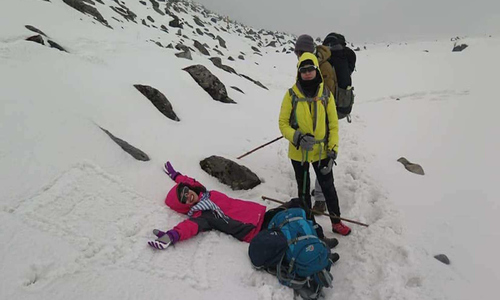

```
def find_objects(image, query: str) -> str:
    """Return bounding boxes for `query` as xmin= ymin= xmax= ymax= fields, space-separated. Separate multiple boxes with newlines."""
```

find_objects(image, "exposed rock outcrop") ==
xmin=183 ymin=65 xmax=235 ymax=104
xmin=200 ymin=156 xmax=261 ymax=190
xmin=134 ymin=84 xmax=180 ymax=121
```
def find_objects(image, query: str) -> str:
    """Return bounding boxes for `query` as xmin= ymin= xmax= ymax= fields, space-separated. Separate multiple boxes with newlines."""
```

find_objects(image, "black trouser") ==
xmin=291 ymin=158 xmax=341 ymax=224
xmin=261 ymin=198 xmax=325 ymax=239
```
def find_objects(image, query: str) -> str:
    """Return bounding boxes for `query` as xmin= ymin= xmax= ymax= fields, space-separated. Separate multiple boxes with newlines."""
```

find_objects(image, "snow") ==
xmin=1 ymin=1 xmax=499 ymax=299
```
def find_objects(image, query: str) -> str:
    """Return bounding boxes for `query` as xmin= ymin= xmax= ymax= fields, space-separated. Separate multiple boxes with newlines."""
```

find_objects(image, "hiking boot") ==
xmin=322 ymin=237 xmax=339 ymax=249
xmin=312 ymin=201 xmax=326 ymax=215
xmin=332 ymin=222 xmax=351 ymax=236
xmin=329 ymin=252 xmax=340 ymax=264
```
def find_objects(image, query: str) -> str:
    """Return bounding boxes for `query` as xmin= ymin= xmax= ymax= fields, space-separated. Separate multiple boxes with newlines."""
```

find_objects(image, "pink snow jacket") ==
xmin=165 ymin=174 xmax=266 ymax=243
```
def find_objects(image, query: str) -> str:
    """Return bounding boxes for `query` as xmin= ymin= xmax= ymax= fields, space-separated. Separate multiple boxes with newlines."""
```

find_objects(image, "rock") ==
xmin=175 ymin=49 xmax=192 ymax=60
xmin=196 ymin=28 xmax=204 ymax=35
xmin=26 ymin=35 xmax=45 ymax=45
xmin=213 ymin=48 xmax=223 ymax=56
xmin=251 ymin=46 xmax=260 ymax=52
xmin=110 ymin=4 xmax=137 ymax=23
xmin=193 ymin=40 xmax=210 ymax=55
xmin=239 ymin=73 xmax=268 ymax=90
xmin=397 ymin=157 xmax=425 ymax=175
xmin=160 ymin=24 xmax=169 ymax=32
xmin=183 ymin=65 xmax=235 ymax=104
xmin=434 ymin=254 xmax=450 ymax=265
xmin=175 ymin=43 xmax=193 ymax=52
xmin=216 ymin=35 xmax=226 ymax=48
xmin=200 ymin=155 xmax=261 ymax=190
xmin=147 ymin=15 xmax=155 ymax=23
xmin=99 ymin=127 xmax=150 ymax=161
xmin=209 ymin=57 xmax=236 ymax=74
xmin=47 ymin=40 xmax=68 ymax=52
xmin=169 ymin=14 xmax=183 ymax=28
xmin=206 ymin=32 xmax=215 ymax=39
xmin=238 ymin=54 xmax=244 ymax=60
xmin=193 ymin=16 xmax=205 ymax=27
xmin=265 ymin=41 xmax=276 ymax=47
xmin=141 ymin=19 xmax=149 ymax=27
xmin=133 ymin=84 xmax=180 ymax=121
xmin=230 ymin=86 xmax=244 ymax=94
xmin=166 ymin=43 xmax=173 ymax=49
xmin=139 ymin=1 xmax=146 ymax=5
xmin=452 ymin=44 xmax=468 ymax=52
xmin=25 ymin=25 xmax=47 ymax=37
xmin=228 ymin=56 xmax=235 ymax=61
xmin=62 ymin=0 xmax=110 ymax=27
xmin=149 ymin=0 xmax=165 ymax=16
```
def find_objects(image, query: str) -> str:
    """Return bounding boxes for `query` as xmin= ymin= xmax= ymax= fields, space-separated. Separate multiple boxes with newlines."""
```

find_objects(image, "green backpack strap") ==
xmin=289 ymin=88 xmax=299 ymax=130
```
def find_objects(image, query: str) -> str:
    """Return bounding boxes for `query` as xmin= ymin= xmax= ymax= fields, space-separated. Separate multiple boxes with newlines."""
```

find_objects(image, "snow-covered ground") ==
xmin=1 ymin=1 xmax=499 ymax=299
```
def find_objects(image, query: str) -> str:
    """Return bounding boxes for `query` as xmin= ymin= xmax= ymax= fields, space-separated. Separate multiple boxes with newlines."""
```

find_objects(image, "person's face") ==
xmin=299 ymin=65 xmax=317 ymax=81
xmin=179 ymin=186 xmax=200 ymax=205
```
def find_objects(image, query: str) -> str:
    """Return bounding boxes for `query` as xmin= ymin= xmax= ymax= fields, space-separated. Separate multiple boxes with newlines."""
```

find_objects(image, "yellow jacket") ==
xmin=279 ymin=53 xmax=339 ymax=162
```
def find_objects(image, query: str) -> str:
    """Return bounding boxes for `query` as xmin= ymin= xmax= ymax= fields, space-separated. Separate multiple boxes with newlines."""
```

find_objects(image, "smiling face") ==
xmin=179 ymin=185 xmax=200 ymax=206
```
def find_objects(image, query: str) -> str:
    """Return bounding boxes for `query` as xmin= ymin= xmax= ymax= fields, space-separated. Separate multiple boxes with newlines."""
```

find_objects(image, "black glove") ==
xmin=327 ymin=150 xmax=337 ymax=161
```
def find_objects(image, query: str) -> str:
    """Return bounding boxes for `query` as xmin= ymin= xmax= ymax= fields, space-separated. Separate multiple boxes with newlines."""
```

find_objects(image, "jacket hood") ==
xmin=315 ymin=45 xmax=331 ymax=65
xmin=165 ymin=184 xmax=192 ymax=214
xmin=297 ymin=52 xmax=320 ymax=70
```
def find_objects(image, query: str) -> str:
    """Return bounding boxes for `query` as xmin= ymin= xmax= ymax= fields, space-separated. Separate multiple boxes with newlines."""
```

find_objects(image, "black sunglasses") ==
xmin=298 ymin=65 xmax=317 ymax=74
xmin=179 ymin=185 xmax=190 ymax=204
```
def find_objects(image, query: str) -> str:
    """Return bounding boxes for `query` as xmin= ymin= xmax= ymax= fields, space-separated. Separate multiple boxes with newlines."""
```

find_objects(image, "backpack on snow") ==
xmin=249 ymin=208 xmax=333 ymax=299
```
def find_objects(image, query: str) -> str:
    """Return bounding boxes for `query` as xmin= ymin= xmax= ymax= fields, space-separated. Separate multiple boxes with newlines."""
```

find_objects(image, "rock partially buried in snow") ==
xmin=183 ymin=65 xmax=235 ymax=103
xmin=434 ymin=254 xmax=450 ymax=265
xmin=397 ymin=157 xmax=425 ymax=175
xmin=200 ymin=156 xmax=261 ymax=190
xmin=99 ymin=127 xmax=150 ymax=161
xmin=134 ymin=84 xmax=180 ymax=121
xmin=452 ymin=44 xmax=468 ymax=52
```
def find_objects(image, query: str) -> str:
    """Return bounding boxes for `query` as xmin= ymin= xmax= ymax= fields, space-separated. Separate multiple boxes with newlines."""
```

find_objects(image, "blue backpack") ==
xmin=249 ymin=208 xmax=333 ymax=298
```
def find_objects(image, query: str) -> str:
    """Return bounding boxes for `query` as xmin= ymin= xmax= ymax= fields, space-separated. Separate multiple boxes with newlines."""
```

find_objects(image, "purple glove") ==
xmin=148 ymin=229 xmax=180 ymax=250
xmin=163 ymin=161 xmax=179 ymax=180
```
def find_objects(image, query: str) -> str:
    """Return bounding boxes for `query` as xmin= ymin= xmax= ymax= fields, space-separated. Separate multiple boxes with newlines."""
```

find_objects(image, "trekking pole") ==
xmin=236 ymin=136 xmax=283 ymax=159
xmin=301 ymin=151 xmax=313 ymax=219
xmin=261 ymin=196 xmax=369 ymax=227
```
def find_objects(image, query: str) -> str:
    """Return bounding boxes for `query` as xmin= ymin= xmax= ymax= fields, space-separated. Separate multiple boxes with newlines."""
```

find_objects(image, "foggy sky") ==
xmin=194 ymin=0 xmax=500 ymax=43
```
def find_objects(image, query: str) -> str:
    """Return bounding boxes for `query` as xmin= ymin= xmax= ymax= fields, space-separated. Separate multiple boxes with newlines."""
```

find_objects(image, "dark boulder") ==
xmin=213 ymin=48 xmax=223 ymax=56
xmin=228 ymin=56 xmax=235 ymax=61
xmin=209 ymin=57 xmax=236 ymax=74
xmin=149 ymin=0 xmax=165 ymax=16
xmin=169 ymin=14 xmax=183 ymax=28
xmin=175 ymin=49 xmax=192 ymax=60
xmin=99 ymin=127 xmax=150 ymax=161
xmin=147 ymin=15 xmax=155 ymax=23
xmin=200 ymin=156 xmax=261 ymax=190
xmin=26 ymin=35 xmax=45 ymax=45
xmin=251 ymin=46 xmax=260 ymax=52
xmin=239 ymin=73 xmax=268 ymax=90
xmin=196 ymin=28 xmax=204 ymax=35
xmin=434 ymin=254 xmax=450 ymax=265
xmin=47 ymin=40 xmax=68 ymax=52
xmin=183 ymin=65 xmax=235 ymax=104
xmin=216 ymin=35 xmax=227 ymax=48
xmin=62 ymin=0 xmax=110 ymax=27
xmin=230 ymin=86 xmax=244 ymax=94
xmin=25 ymin=25 xmax=47 ymax=37
xmin=452 ymin=44 xmax=468 ymax=52
xmin=193 ymin=16 xmax=205 ymax=27
xmin=134 ymin=84 xmax=180 ymax=121
xmin=193 ymin=40 xmax=210 ymax=55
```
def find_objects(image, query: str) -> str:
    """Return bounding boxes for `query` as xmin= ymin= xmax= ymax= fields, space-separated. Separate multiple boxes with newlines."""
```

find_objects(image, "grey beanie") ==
xmin=294 ymin=34 xmax=315 ymax=53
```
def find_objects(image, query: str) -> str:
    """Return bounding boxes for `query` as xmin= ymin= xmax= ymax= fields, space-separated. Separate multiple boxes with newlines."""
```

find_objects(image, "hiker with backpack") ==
xmin=148 ymin=161 xmax=339 ymax=250
xmin=278 ymin=52 xmax=351 ymax=236
xmin=312 ymin=32 xmax=357 ymax=216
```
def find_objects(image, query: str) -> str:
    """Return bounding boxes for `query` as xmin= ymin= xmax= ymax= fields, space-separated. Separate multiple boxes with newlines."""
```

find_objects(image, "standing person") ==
xmin=278 ymin=52 xmax=351 ymax=236
xmin=312 ymin=32 xmax=357 ymax=215
xmin=294 ymin=34 xmax=336 ymax=215
xmin=148 ymin=161 xmax=340 ymax=249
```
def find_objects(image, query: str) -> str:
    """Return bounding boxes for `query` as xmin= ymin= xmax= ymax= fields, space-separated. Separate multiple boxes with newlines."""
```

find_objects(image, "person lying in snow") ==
xmin=148 ymin=161 xmax=339 ymax=255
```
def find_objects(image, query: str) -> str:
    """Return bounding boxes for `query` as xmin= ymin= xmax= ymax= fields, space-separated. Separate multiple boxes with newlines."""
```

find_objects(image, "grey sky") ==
xmin=195 ymin=0 xmax=500 ymax=43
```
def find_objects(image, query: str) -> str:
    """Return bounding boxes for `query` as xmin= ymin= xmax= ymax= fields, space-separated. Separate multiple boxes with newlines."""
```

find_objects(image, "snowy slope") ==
xmin=1 ymin=1 xmax=499 ymax=299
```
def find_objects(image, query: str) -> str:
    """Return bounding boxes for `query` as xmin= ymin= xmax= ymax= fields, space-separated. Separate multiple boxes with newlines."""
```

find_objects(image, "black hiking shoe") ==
xmin=322 ymin=237 xmax=339 ymax=249
xmin=329 ymin=252 xmax=340 ymax=264
xmin=312 ymin=201 xmax=326 ymax=215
